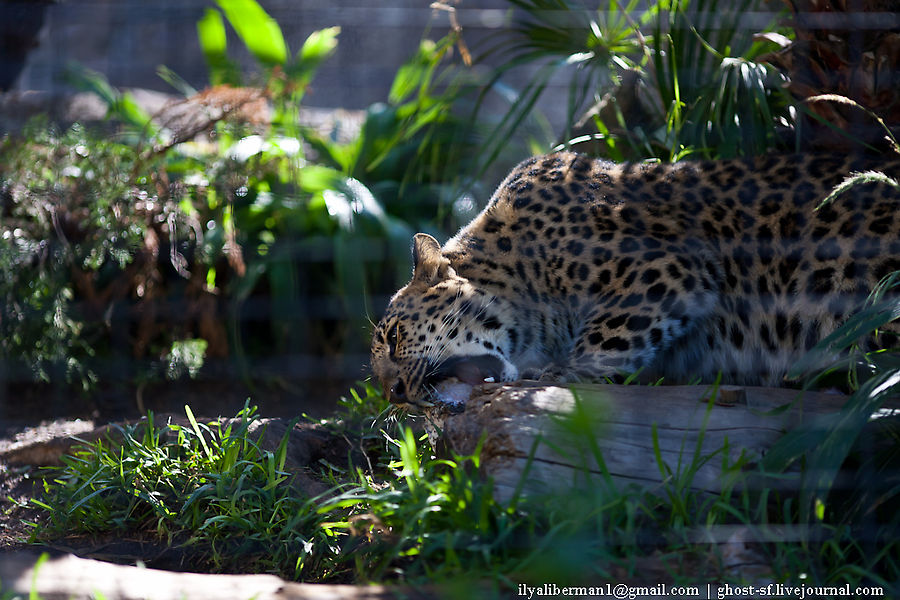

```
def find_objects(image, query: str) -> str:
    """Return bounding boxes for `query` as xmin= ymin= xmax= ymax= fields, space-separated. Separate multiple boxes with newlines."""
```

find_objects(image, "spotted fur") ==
xmin=371 ymin=152 xmax=900 ymax=409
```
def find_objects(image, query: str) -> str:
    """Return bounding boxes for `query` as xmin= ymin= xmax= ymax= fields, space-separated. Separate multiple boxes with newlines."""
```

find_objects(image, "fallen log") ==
xmin=0 ymin=551 xmax=432 ymax=600
xmin=424 ymin=383 xmax=876 ymax=503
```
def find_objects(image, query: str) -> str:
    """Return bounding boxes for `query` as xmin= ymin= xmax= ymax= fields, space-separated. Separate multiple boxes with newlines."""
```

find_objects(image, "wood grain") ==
xmin=426 ymin=383 xmax=856 ymax=502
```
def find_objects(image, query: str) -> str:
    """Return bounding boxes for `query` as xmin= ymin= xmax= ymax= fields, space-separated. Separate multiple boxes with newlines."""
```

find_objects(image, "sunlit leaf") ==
xmin=297 ymin=165 xmax=346 ymax=194
xmin=197 ymin=8 xmax=227 ymax=59
xmin=389 ymin=39 xmax=440 ymax=105
xmin=289 ymin=27 xmax=340 ymax=86
xmin=215 ymin=0 xmax=287 ymax=65
xmin=197 ymin=8 xmax=238 ymax=85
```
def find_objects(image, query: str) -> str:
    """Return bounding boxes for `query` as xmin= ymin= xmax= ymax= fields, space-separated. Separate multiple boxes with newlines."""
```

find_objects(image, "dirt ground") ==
xmin=1 ymin=417 xmax=94 ymax=552
xmin=0 ymin=376 xmax=357 ymax=562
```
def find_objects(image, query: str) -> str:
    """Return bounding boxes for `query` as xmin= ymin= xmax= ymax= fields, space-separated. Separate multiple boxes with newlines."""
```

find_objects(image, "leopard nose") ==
xmin=389 ymin=380 xmax=407 ymax=404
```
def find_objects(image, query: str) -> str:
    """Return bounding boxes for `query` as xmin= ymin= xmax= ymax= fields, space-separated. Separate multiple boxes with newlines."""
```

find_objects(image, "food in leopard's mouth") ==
xmin=427 ymin=354 xmax=504 ymax=409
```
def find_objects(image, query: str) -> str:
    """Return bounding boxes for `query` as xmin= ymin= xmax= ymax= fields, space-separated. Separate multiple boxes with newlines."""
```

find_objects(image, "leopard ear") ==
xmin=412 ymin=233 xmax=455 ymax=285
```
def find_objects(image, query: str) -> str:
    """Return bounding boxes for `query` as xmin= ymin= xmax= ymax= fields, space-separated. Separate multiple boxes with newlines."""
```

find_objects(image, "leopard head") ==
xmin=370 ymin=233 xmax=518 ymax=410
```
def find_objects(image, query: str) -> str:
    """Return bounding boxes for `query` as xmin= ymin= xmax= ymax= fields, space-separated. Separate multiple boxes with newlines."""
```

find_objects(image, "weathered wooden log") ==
xmin=425 ymin=383 xmax=862 ymax=503
xmin=0 ymin=551 xmax=432 ymax=600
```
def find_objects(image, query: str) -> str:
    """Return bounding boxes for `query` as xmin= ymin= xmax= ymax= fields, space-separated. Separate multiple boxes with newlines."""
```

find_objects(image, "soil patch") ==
xmin=0 ymin=413 xmax=362 ymax=567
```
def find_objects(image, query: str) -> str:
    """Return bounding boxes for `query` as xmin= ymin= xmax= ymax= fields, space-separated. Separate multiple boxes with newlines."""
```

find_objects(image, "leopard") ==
xmin=371 ymin=151 xmax=900 ymax=410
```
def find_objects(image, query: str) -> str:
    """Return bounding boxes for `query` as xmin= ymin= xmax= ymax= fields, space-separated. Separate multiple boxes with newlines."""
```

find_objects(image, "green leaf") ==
xmin=389 ymin=39 xmax=439 ymax=105
xmin=197 ymin=8 xmax=236 ymax=86
xmin=299 ymin=26 xmax=340 ymax=63
xmin=786 ymin=298 xmax=900 ymax=381
xmin=297 ymin=165 xmax=345 ymax=194
xmin=185 ymin=405 xmax=213 ymax=461
xmin=197 ymin=8 xmax=227 ymax=59
xmin=30 ymin=553 xmax=51 ymax=600
xmin=156 ymin=65 xmax=198 ymax=97
xmin=289 ymin=27 xmax=340 ymax=87
xmin=65 ymin=64 xmax=158 ymax=135
xmin=299 ymin=125 xmax=355 ymax=172
xmin=215 ymin=0 xmax=287 ymax=65
xmin=818 ymin=171 xmax=900 ymax=210
xmin=806 ymin=371 xmax=900 ymax=519
xmin=118 ymin=92 xmax=156 ymax=132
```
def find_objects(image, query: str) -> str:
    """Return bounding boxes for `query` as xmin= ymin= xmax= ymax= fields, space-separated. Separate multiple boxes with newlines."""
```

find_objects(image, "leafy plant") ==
xmin=3 ymin=0 xmax=494 ymax=395
xmin=33 ymin=403 xmax=345 ymax=579
xmin=326 ymin=428 xmax=528 ymax=583
xmin=481 ymin=0 xmax=793 ymax=162
xmin=302 ymin=33 xmax=483 ymax=226
xmin=480 ymin=0 xmax=652 ymax=161
xmin=756 ymin=172 xmax=900 ymax=582
xmin=765 ymin=270 xmax=900 ymax=524
xmin=0 ymin=122 xmax=222 ymax=389
xmin=29 ymin=375 xmax=900 ymax=587
xmin=185 ymin=0 xmax=486 ymax=357
xmin=645 ymin=0 xmax=791 ymax=159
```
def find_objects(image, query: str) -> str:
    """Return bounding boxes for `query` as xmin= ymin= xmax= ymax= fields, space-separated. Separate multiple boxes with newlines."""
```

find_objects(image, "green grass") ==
xmin=6 ymin=0 xmax=899 ymax=591
xmin=22 ymin=368 xmax=900 ymax=591
xmin=29 ymin=403 xmax=346 ymax=580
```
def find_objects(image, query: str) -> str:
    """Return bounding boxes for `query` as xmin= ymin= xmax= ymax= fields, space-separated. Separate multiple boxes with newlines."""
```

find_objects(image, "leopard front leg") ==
xmin=533 ymin=345 xmax=641 ymax=383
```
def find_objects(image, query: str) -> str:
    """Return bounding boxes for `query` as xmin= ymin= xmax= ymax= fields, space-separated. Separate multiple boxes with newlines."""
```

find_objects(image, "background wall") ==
xmin=12 ymin=0 xmax=519 ymax=110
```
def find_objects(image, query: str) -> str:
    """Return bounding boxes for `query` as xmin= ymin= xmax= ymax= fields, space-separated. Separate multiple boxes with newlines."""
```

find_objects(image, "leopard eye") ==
xmin=387 ymin=322 xmax=400 ymax=356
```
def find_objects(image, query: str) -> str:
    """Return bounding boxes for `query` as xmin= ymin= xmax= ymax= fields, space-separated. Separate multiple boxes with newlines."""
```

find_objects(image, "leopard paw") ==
xmin=536 ymin=365 xmax=582 ymax=383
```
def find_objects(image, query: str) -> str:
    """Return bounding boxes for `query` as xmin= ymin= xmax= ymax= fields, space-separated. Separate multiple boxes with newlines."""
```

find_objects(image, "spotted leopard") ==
xmin=371 ymin=152 xmax=900 ymax=409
